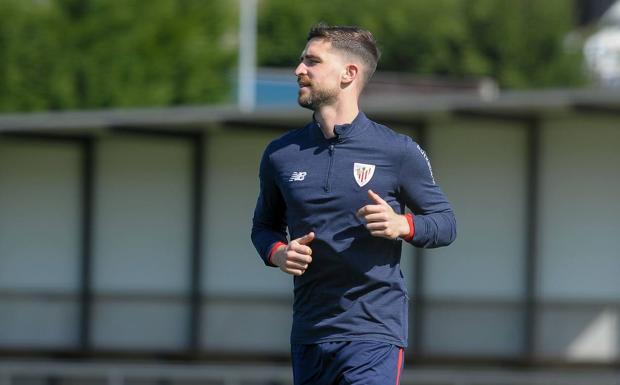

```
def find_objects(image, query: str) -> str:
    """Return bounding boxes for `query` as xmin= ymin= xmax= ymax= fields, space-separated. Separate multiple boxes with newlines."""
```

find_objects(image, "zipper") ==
xmin=324 ymin=143 xmax=335 ymax=192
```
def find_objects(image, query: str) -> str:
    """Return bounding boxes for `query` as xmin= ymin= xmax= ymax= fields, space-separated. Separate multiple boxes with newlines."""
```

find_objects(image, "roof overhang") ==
xmin=1 ymin=88 xmax=619 ymax=136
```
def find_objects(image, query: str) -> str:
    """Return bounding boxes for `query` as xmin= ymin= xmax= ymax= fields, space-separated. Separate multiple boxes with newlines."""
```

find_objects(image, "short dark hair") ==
xmin=307 ymin=23 xmax=380 ymax=85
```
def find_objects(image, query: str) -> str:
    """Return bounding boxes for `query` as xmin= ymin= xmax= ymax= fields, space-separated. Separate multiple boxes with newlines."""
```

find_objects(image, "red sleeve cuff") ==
xmin=403 ymin=213 xmax=415 ymax=242
xmin=268 ymin=241 xmax=287 ymax=266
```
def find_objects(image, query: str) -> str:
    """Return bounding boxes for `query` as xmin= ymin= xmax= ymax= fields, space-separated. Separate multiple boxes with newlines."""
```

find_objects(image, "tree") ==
xmin=257 ymin=0 xmax=586 ymax=89
xmin=0 ymin=0 xmax=237 ymax=112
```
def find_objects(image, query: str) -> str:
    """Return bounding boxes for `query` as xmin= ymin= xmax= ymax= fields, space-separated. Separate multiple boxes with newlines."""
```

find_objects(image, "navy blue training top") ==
xmin=251 ymin=112 xmax=456 ymax=347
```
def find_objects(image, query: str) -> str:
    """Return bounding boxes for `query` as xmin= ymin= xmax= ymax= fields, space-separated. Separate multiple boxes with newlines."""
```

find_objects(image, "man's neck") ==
xmin=314 ymin=103 xmax=359 ymax=139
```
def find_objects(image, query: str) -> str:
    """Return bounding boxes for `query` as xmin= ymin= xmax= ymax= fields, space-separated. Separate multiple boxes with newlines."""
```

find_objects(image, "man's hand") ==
xmin=357 ymin=190 xmax=410 ymax=240
xmin=272 ymin=232 xmax=315 ymax=276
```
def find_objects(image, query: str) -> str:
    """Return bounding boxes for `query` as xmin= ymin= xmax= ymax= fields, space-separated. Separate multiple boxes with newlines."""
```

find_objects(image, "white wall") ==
xmin=92 ymin=135 xmax=192 ymax=350
xmin=1 ymin=113 xmax=619 ymax=361
xmin=537 ymin=116 xmax=620 ymax=361
xmin=421 ymin=120 xmax=527 ymax=356
xmin=201 ymin=131 xmax=293 ymax=352
xmin=538 ymin=117 xmax=620 ymax=300
xmin=202 ymin=131 xmax=292 ymax=296
xmin=425 ymin=120 xmax=528 ymax=300
xmin=0 ymin=140 xmax=81 ymax=347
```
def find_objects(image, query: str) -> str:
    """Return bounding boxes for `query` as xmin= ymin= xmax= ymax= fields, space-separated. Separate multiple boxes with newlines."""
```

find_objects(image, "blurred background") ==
xmin=1 ymin=0 xmax=620 ymax=384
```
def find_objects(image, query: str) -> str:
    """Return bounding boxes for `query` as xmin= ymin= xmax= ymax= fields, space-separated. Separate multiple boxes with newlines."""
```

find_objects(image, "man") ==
xmin=251 ymin=23 xmax=456 ymax=385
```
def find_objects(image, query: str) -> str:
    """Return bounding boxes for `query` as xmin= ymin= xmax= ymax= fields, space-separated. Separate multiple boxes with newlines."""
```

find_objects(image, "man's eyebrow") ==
xmin=300 ymin=53 xmax=322 ymax=61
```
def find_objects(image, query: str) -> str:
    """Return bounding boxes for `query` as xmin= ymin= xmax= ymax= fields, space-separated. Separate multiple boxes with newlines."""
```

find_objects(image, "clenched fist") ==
xmin=271 ymin=232 xmax=315 ymax=276
xmin=357 ymin=190 xmax=410 ymax=240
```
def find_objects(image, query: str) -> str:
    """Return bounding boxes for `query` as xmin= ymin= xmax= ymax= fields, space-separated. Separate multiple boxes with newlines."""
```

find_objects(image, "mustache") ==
xmin=297 ymin=76 xmax=311 ymax=86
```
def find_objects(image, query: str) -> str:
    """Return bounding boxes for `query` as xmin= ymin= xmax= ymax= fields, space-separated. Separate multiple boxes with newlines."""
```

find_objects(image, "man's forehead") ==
xmin=301 ymin=38 xmax=333 ymax=56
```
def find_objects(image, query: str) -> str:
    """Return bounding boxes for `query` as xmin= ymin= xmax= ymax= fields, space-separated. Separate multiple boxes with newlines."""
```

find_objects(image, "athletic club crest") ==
xmin=353 ymin=163 xmax=375 ymax=187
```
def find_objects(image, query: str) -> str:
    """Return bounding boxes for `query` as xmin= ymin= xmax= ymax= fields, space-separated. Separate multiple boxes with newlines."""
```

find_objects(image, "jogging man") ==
xmin=251 ymin=23 xmax=456 ymax=385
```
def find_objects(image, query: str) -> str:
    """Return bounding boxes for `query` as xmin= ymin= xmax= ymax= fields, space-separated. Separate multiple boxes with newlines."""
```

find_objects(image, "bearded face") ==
xmin=295 ymin=39 xmax=345 ymax=111
xmin=297 ymin=75 xmax=339 ymax=110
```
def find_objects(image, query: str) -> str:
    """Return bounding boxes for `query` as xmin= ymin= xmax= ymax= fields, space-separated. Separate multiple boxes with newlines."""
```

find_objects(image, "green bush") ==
xmin=0 ymin=0 xmax=236 ymax=112
xmin=0 ymin=0 xmax=586 ymax=113
xmin=258 ymin=0 xmax=586 ymax=89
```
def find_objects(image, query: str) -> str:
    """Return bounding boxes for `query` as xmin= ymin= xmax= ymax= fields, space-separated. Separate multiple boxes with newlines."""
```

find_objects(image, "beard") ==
xmin=297 ymin=83 xmax=338 ymax=110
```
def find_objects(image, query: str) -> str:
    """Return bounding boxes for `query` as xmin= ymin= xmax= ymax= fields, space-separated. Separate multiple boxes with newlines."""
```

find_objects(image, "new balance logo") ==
xmin=289 ymin=171 xmax=307 ymax=182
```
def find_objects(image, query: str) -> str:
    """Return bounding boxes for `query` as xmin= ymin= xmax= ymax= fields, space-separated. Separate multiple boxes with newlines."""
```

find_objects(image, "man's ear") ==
xmin=341 ymin=63 xmax=359 ymax=84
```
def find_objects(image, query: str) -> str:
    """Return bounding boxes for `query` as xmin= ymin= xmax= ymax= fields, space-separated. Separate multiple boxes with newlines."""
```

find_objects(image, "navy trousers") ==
xmin=291 ymin=340 xmax=404 ymax=385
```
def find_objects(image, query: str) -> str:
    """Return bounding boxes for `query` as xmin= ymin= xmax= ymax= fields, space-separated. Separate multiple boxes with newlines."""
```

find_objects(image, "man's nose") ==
xmin=294 ymin=62 xmax=306 ymax=76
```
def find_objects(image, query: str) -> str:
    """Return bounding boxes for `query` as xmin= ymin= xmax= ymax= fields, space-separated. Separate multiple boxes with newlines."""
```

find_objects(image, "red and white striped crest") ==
xmin=353 ymin=163 xmax=375 ymax=187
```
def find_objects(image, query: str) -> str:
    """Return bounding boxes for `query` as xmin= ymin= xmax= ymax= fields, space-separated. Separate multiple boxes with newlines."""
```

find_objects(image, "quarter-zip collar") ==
xmin=310 ymin=111 xmax=370 ymax=143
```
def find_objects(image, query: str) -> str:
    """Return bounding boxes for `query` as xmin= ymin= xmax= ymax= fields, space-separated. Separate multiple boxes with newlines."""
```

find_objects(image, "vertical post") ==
xmin=188 ymin=134 xmax=205 ymax=353
xmin=523 ymin=119 xmax=541 ymax=361
xmin=238 ymin=0 xmax=257 ymax=112
xmin=79 ymin=138 xmax=95 ymax=351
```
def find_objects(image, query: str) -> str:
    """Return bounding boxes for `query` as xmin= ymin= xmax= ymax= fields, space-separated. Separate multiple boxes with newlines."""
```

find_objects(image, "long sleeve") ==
xmin=251 ymin=146 xmax=288 ymax=266
xmin=398 ymin=140 xmax=456 ymax=248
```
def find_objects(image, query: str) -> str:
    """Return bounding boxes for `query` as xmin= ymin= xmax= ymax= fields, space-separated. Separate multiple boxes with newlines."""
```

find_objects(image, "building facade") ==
xmin=0 ymin=90 xmax=619 ymax=383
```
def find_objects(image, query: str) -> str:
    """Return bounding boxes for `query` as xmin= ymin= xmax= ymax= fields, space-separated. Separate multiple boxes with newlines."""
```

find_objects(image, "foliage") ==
xmin=0 ymin=0 xmax=587 ymax=112
xmin=0 ymin=0 xmax=236 ymax=112
xmin=257 ymin=0 xmax=586 ymax=89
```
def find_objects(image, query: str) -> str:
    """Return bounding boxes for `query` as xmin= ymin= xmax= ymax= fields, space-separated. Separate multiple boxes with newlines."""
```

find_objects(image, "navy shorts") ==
xmin=291 ymin=340 xmax=404 ymax=385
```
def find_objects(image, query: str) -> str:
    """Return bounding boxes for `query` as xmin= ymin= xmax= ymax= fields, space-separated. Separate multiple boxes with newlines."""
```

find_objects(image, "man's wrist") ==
xmin=401 ymin=213 xmax=415 ymax=242
xmin=398 ymin=215 xmax=409 ymax=238
xmin=268 ymin=242 xmax=287 ymax=266
xmin=400 ymin=213 xmax=415 ymax=241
